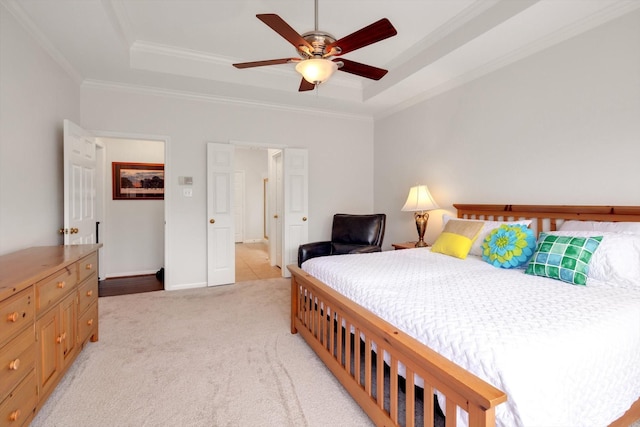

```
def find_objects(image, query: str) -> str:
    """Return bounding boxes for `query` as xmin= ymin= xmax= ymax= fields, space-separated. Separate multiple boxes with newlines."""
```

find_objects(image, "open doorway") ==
xmin=97 ymin=136 xmax=166 ymax=296
xmin=235 ymin=242 xmax=281 ymax=281
xmin=234 ymin=146 xmax=281 ymax=282
xmin=208 ymin=143 xmax=308 ymax=286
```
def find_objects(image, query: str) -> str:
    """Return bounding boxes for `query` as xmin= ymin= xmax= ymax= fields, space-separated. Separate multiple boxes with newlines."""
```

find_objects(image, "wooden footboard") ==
xmin=289 ymin=265 xmax=507 ymax=427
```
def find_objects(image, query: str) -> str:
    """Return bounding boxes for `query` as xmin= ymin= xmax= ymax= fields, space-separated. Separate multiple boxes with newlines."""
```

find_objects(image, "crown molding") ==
xmin=131 ymin=40 xmax=233 ymax=66
xmin=81 ymin=79 xmax=373 ymax=122
xmin=367 ymin=0 xmax=539 ymax=102
xmin=388 ymin=0 xmax=502 ymax=69
xmin=129 ymin=40 xmax=363 ymax=92
xmin=1 ymin=0 xmax=83 ymax=85
xmin=101 ymin=0 xmax=135 ymax=50
xmin=376 ymin=0 xmax=640 ymax=120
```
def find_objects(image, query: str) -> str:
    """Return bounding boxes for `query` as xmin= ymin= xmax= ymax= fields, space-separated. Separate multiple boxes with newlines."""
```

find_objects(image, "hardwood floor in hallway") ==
xmin=99 ymin=274 xmax=163 ymax=297
xmin=235 ymin=242 xmax=282 ymax=282
xmin=99 ymin=242 xmax=280 ymax=297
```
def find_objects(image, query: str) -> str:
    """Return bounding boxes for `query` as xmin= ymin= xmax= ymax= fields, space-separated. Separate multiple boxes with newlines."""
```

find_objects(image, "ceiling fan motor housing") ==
xmin=299 ymin=31 xmax=338 ymax=58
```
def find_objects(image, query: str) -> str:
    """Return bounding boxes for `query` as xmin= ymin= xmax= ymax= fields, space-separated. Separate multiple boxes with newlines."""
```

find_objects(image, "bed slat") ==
xmin=290 ymin=270 xmax=506 ymax=427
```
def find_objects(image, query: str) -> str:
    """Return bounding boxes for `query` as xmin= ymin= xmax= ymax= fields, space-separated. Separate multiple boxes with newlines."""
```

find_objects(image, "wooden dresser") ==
xmin=0 ymin=244 xmax=101 ymax=427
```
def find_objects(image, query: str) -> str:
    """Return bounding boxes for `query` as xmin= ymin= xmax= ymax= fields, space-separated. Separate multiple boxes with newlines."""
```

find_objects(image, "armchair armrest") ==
xmin=298 ymin=241 xmax=332 ymax=267
xmin=348 ymin=245 xmax=382 ymax=255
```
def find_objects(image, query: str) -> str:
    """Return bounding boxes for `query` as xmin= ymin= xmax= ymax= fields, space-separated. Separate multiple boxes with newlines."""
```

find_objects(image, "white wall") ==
xmin=101 ymin=138 xmax=165 ymax=277
xmin=374 ymin=9 xmax=640 ymax=249
xmin=81 ymin=88 xmax=375 ymax=289
xmin=0 ymin=5 xmax=81 ymax=255
xmin=235 ymin=147 xmax=267 ymax=242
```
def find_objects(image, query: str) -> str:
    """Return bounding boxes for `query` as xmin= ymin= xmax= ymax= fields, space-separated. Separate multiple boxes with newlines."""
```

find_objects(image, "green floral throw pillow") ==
xmin=525 ymin=233 xmax=603 ymax=285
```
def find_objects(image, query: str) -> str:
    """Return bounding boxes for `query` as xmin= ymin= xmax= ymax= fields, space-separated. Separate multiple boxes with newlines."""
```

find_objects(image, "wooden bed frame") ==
xmin=288 ymin=204 xmax=640 ymax=427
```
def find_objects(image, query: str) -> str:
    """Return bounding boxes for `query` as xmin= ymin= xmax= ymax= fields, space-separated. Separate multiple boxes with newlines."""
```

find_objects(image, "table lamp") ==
xmin=401 ymin=185 xmax=439 ymax=247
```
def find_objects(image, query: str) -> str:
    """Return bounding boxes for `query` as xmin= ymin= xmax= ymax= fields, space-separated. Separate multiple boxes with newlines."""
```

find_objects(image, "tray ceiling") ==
xmin=5 ymin=0 xmax=639 ymax=118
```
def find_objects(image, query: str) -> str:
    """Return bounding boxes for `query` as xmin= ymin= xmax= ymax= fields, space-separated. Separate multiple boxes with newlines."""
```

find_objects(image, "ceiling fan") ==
xmin=232 ymin=0 xmax=397 ymax=92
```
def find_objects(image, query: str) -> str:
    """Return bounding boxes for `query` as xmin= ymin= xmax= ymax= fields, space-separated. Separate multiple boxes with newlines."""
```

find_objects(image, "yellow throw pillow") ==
xmin=431 ymin=220 xmax=484 ymax=259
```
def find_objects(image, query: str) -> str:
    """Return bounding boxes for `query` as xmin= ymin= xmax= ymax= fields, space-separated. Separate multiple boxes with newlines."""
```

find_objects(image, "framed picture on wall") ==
xmin=112 ymin=162 xmax=164 ymax=200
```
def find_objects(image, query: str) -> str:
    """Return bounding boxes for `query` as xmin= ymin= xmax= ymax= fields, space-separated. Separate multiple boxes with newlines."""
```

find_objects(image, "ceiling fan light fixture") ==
xmin=295 ymin=58 xmax=338 ymax=84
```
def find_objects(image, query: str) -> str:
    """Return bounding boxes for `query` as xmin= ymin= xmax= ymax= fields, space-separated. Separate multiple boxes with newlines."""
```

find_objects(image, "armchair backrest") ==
xmin=331 ymin=214 xmax=386 ymax=247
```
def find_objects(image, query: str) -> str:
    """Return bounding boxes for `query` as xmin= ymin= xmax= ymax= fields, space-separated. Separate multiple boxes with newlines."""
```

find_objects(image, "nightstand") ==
xmin=392 ymin=241 xmax=428 ymax=250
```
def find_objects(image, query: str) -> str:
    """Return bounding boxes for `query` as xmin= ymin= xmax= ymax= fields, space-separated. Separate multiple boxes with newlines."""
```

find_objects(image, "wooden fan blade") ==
xmin=233 ymin=58 xmax=296 ymax=69
xmin=336 ymin=58 xmax=388 ymax=80
xmin=257 ymin=14 xmax=312 ymax=51
xmin=327 ymin=18 xmax=397 ymax=56
xmin=299 ymin=78 xmax=315 ymax=92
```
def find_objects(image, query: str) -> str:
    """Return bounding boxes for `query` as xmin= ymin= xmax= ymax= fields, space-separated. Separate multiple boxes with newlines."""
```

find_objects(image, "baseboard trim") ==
xmin=105 ymin=269 xmax=158 ymax=279
xmin=241 ymin=239 xmax=266 ymax=244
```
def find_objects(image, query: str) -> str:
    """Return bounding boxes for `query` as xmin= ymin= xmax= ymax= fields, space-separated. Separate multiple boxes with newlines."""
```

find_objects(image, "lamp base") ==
xmin=413 ymin=212 xmax=430 ymax=248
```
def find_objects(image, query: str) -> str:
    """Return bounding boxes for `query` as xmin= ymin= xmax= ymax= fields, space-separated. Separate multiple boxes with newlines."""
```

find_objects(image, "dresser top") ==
xmin=0 ymin=244 xmax=102 ymax=300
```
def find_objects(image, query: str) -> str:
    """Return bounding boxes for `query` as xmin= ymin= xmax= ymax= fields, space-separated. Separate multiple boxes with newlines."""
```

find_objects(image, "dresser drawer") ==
xmin=78 ymin=253 xmax=98 ymax=285
xmin=0 ymin=288 xmax=34 ymax=344
xmin=0 ymin=370 xmax=36 ymax=427
xmin=35 ymin=266 xmax=75 ymax=314
xmin=0 ymin=328 xmax=35 ymax=402
xmin=78 ymin=302 xmax=98 ymax=345
xmin=77 ymin=276 xmax=98 ymax=315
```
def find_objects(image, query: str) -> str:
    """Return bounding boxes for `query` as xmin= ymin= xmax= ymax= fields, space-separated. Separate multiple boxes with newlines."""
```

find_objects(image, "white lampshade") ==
xmin=295 ymin=58 xmax=338 ymax=84
xmin=401 ymin=185 xmax=439 ymax=212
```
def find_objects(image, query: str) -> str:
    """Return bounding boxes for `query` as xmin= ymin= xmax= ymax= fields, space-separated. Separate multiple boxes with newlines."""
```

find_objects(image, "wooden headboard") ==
xmin=454 ymin=204 xmax=640 ymax=235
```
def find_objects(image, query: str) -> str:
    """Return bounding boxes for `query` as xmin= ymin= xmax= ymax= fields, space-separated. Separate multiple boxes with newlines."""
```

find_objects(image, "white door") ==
xmin=207 ymin=143 xmax=235 ymax=286
xmin=282 ymin=148 xmax=308 ymax=277
xmin=234 ymin=171 xmax=244 ymax=243
xmin=269 ymin=151 xmax=284 ymax=268
xmin=94 ymin=139 xmax=106 ymax=280
xmin=63 ymin=120 xmax=97 ymax=245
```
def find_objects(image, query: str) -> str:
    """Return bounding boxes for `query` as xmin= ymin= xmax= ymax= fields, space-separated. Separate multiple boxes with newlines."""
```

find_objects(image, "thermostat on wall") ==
xmin=178 ymin=176 xmax=193 ymax=185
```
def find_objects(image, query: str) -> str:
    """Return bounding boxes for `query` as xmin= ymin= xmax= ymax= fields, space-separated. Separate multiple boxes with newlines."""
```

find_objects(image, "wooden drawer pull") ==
xmin=7 ymin=311 xmax=19 ymax=322
xmin=85 ymin=263 xmax=93 ymax=270
xmin=56 ymin=332 xmax=66 ymax=343
xmin=9 ymin=409 xmax=20 ymax=422
xmin=9 ymin=358 xmax=20 ymax=370
xmin=57 ymin=280 xmax=65 ymax=289
xmin=87 ymin=318 xmax=94 ymax=326
xmin=86 ymin=290 xmax=93 ymax=297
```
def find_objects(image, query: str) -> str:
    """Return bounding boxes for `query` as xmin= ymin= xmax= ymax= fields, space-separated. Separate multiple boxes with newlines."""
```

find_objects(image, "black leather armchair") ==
xmin=298 ymin=213 xmax=386 ymax=267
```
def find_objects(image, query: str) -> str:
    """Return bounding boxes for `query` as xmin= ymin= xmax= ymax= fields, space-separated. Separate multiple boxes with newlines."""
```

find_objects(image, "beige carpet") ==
xmin=31 ymin=278 xmax=372 ymax=427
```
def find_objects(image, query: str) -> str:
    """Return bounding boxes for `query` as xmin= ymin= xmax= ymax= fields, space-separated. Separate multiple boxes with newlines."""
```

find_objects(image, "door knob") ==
xmin=273 ymin=214 xmax=279 ymax=219
xmin=302 ymin=217 xmax=307 ymax=221
xmin=209 ymin=219 xmax=215 ymax=224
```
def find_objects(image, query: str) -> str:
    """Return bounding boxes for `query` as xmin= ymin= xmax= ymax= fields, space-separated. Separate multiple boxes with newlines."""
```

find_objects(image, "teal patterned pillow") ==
xmin=525 ymin=233 xmax=603 ymax=285
xmin=481 ymin=224 xmax=536 ymax=268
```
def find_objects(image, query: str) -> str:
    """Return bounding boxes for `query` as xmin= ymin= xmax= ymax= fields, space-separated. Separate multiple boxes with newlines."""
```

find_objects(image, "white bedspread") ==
xmin=302 ymin=249 xmax=640 ymax=427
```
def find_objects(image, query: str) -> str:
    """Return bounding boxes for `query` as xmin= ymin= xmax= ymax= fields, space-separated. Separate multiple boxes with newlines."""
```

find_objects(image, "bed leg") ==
xmin=290 ymin=275 xmax=298 ymax=334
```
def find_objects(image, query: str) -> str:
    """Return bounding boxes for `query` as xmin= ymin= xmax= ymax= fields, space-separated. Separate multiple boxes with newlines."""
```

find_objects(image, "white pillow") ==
xmin=559 ymin=220 xmax=640 ymax=235
xmin=443 ymin=214 xmax=532 ymax=257
xmin=544 ymin=231 xmax=640 ymax=288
